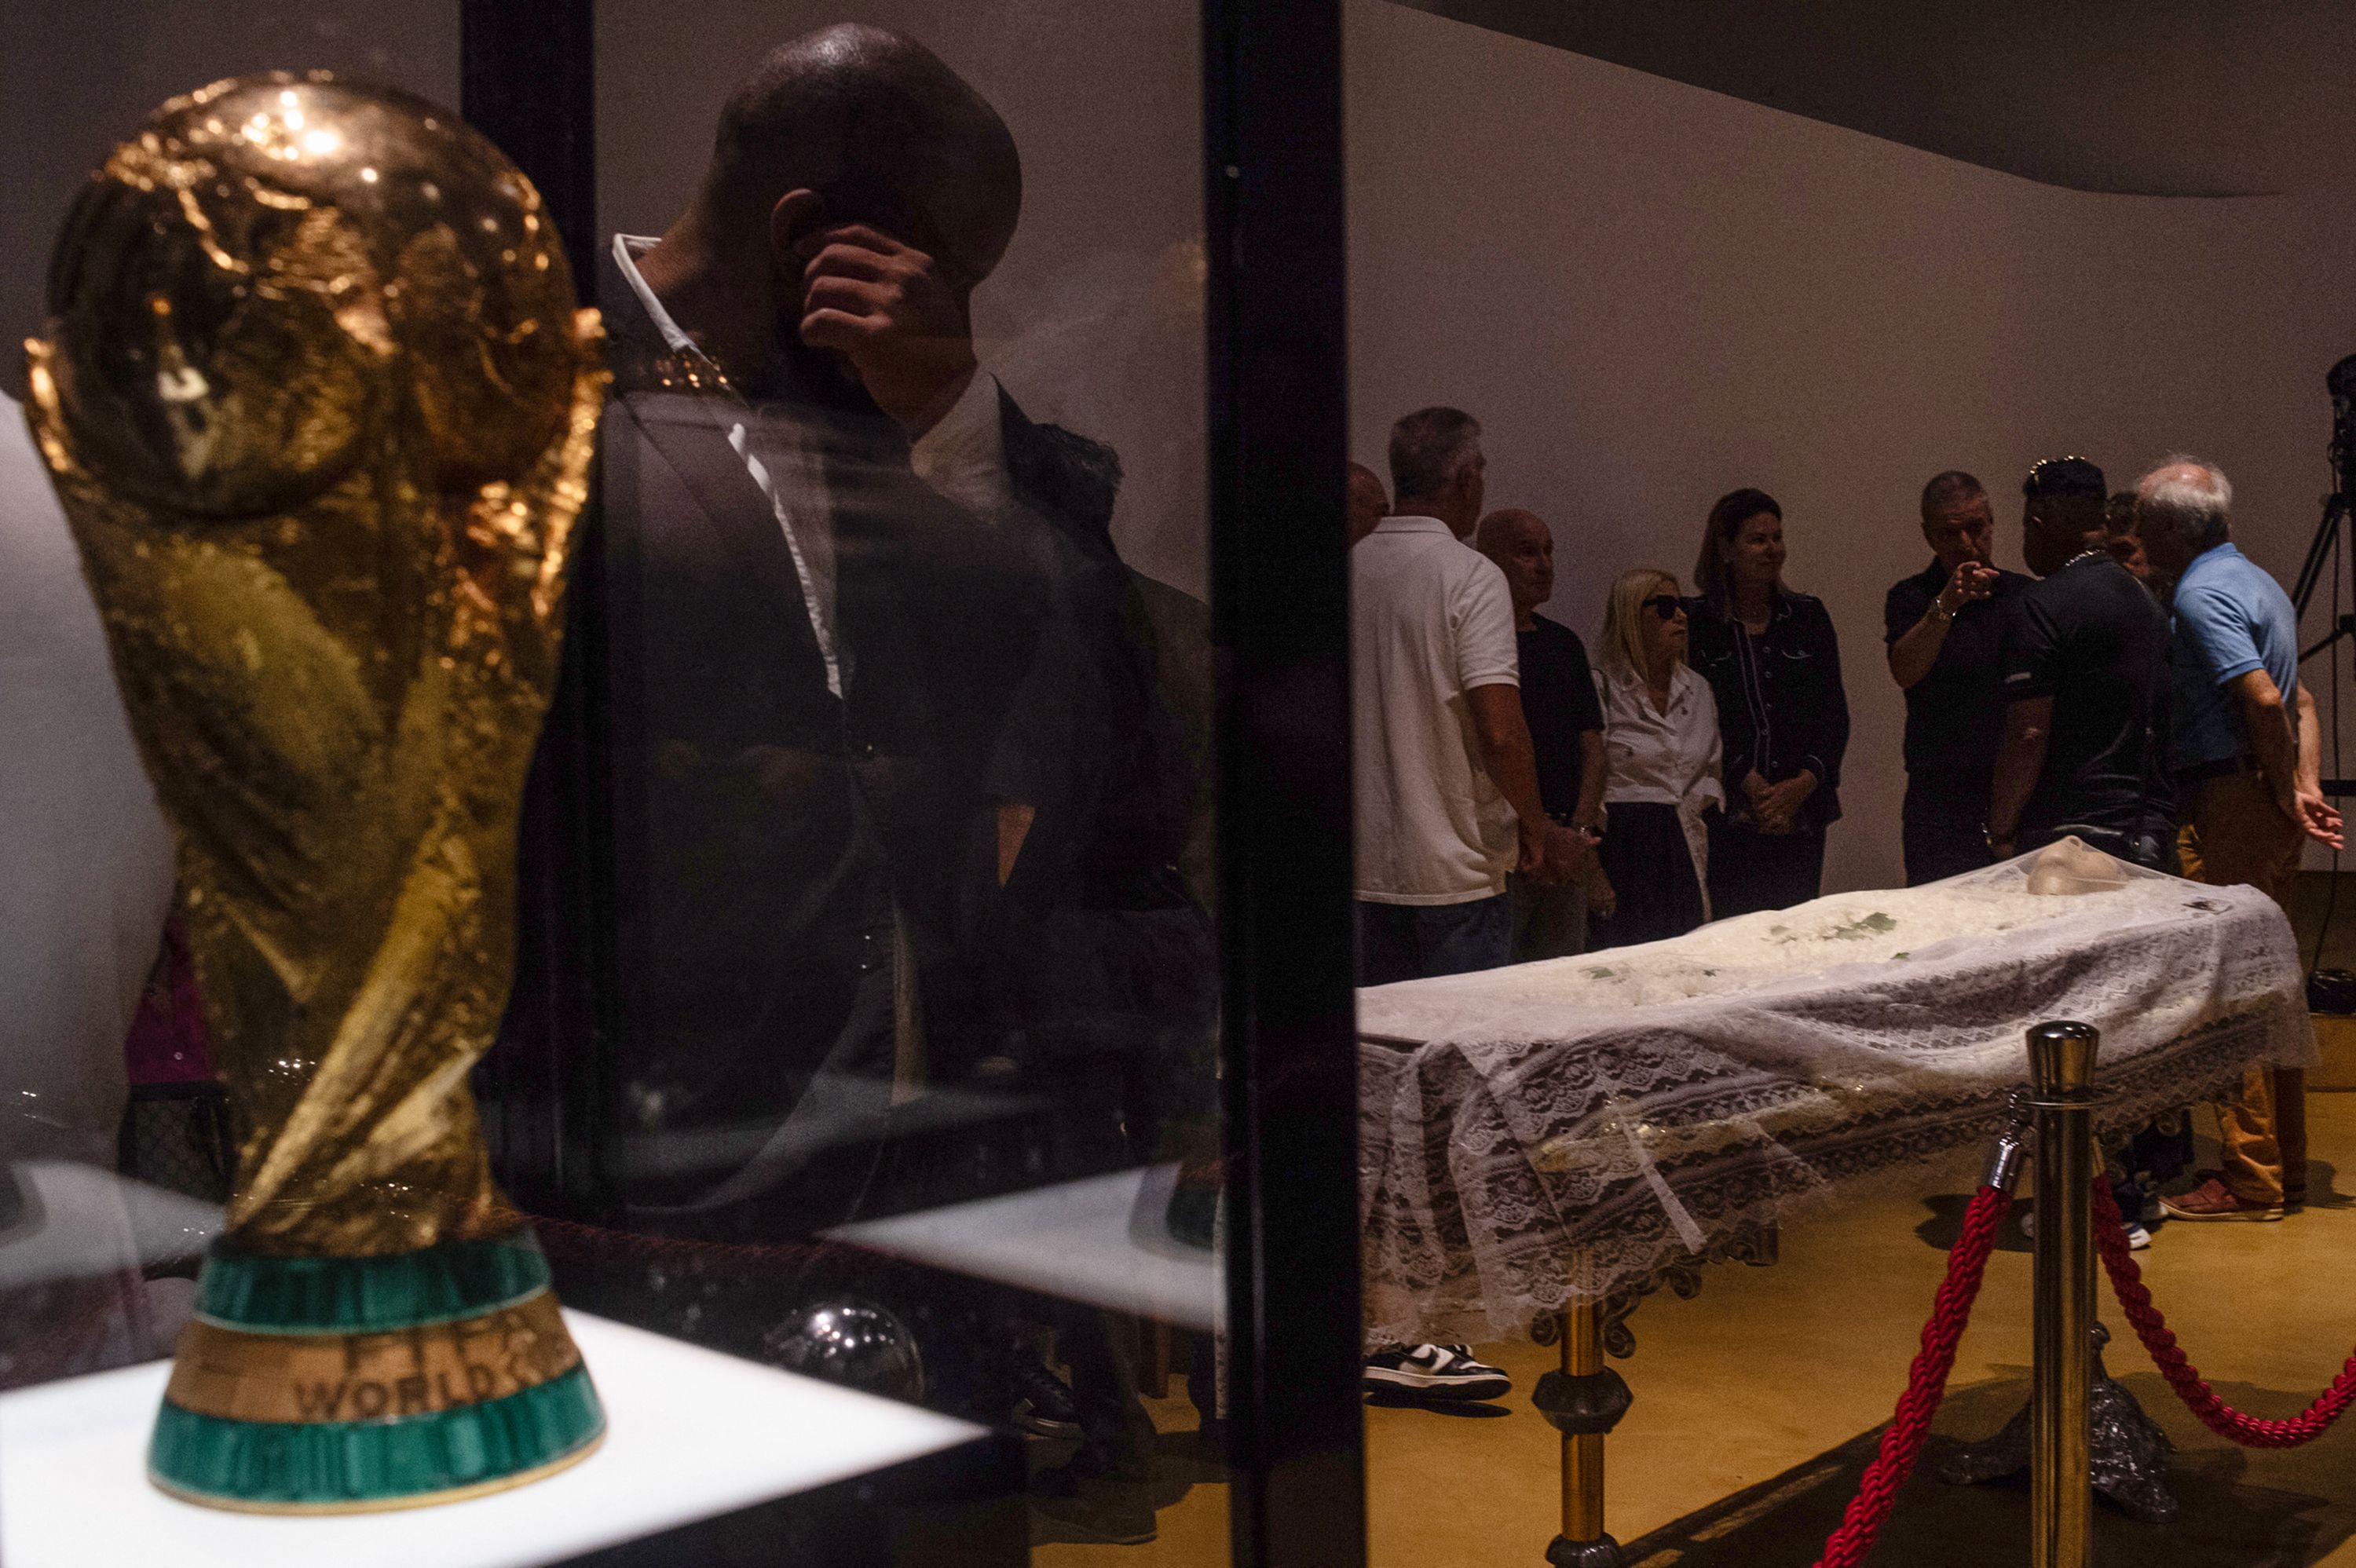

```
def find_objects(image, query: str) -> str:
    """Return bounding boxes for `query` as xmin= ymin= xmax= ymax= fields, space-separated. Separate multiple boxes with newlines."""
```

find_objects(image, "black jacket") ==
xmin=590 ymin=252 xmax=1206 ymax=1207
xmin=1684 ymin=588 xmax=1850 ymax=832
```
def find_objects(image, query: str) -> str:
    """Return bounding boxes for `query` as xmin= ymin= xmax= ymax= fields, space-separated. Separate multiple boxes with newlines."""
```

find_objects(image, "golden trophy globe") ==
xmin=24 ymin=74 xmax=608 ymax=1511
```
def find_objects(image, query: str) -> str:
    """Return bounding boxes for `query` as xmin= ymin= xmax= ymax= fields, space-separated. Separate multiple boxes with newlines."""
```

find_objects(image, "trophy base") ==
xmin=149 ymin=1226 xmax=605 ymax=1512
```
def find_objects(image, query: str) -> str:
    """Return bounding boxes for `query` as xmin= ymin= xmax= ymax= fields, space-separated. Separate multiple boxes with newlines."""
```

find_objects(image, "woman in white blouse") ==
xmin=1590 ymin=568 xmax=1724 ymax=948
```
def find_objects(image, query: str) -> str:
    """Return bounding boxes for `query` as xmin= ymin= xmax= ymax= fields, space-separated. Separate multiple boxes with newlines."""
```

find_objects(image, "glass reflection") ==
xmin=584 ymin=11 xmax=1223 ymax=1548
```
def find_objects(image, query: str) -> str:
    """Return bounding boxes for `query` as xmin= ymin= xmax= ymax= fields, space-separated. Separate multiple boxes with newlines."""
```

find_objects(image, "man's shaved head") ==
xmin=1476 ymin=508 xmax=1554 ymax=620
xmin=1475 ymin=507 xmax=1546 ymax=554
xmin=707 ymin=24 xmax=1021 ymax=291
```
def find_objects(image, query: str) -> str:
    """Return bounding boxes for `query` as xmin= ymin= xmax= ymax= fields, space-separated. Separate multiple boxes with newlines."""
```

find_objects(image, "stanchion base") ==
xmin=1532 ymin=1367 xmax=1633 ymax=1436
xmin=1935 ymin=1323 xmax=2176 ymax=1522
xmin=1546 ymin=1533 xmax=1623 ymax=1566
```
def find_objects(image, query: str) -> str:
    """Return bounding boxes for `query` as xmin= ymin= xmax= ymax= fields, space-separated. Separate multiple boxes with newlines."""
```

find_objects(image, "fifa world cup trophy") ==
xmin=24 ymin=74 xmax=607 ymax=1511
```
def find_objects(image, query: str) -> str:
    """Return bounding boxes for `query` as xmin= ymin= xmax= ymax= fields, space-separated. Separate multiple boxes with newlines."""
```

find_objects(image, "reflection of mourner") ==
xmin=602 ymin=21 xmax=1202 ymax=1208
xmin=1986 ymin=457 xmax=2174 ymax=868
xmin=593 ymin=24 xmax=1208 ymax=1525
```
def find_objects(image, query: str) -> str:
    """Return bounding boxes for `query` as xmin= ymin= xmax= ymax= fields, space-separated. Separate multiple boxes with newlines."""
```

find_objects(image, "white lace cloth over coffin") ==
xmin=1357 ymin=843 xmax=2314 ymax=1350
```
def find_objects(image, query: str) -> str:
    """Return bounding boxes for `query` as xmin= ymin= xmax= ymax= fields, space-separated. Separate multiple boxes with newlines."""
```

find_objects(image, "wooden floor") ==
xmin=1034 ymin=875 xmax=2356 ymax=1566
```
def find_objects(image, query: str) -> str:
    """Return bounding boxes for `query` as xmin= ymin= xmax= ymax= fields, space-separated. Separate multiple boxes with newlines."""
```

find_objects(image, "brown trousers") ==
xmin=2178 ymin=771 xmax=2309 ymax=1204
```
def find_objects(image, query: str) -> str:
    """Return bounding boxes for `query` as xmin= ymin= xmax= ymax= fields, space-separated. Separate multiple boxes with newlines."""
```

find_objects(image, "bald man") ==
xmin=592 ymin=27 xmax=1205 ymax=1538
xmin=602 ymin=17 xmax=1197 ymax=1188
xmin=1349 ymin=461 xmax=1388 ymax=547
xmin=1476 ymin=509 xmax=1604 ymax=959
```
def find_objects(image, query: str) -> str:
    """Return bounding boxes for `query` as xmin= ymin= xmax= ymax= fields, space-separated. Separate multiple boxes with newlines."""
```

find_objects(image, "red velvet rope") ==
xmin=2093 ymin=1177 xmax=2356 ymax=1448
xmin=1811 ymin=1182 xmax=2013 ymax=1568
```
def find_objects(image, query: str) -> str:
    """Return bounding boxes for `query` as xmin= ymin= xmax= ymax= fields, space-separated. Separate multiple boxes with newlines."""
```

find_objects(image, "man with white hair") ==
xmin=2138 ymin=456 xmax=2342 ymax=1222
xmin=1352 ymin=407 xmax=1585 ymax=989
xmin=1353 ymin=408 xmax=1593 ymax=1405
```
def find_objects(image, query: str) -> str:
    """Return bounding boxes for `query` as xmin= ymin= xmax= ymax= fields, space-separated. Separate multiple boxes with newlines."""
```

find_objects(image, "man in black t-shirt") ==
xmin=1478 ymin=509 xmax=1604 ymax=958
xmin=1987 ymin=457 xmax=2174 ymax=868
xmin=1885 ymin=470 xmax=2033 ymax=883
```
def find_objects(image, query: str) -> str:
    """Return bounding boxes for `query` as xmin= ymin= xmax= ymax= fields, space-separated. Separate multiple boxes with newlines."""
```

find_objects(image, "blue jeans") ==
xmin=1355 ymin=894 xmax=1512 ymax=987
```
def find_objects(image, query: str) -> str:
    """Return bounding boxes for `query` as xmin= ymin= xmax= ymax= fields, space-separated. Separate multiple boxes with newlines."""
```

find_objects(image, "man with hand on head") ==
xmin=2137 ymin=458 xmax=2340 ymax=1223
xmin=1477 ymin=507 xmax=1605 ymax=959
xmin=609 ymin=17 xmax=1202 ymax=1179
xmin=1884 ymin=470 xmax=2032 ymax=883
xmin=598 ymin=24 xmax=1208 ymax=1543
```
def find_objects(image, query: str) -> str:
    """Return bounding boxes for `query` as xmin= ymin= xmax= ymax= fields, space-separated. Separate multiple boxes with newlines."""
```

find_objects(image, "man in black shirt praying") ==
xmin=1884 ymin=470 xmax=2032 ymax=883
xmin=1478 ymin=508 xmax=1604 ymax=959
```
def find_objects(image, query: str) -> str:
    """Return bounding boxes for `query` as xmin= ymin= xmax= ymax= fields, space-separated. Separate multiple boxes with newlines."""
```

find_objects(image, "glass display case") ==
xmin=17 ymin=3 xmax=2356 ymax=1567
xmin=0 ymin=0 xmax=1356 ymax=1563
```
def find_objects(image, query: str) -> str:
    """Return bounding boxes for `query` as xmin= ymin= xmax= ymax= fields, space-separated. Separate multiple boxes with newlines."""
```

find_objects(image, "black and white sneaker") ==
xmin=1010 ymin=1356 xmax=1084 ymax=1440
xmin=1363 ymin=1343 xmax=1511 ymax=1402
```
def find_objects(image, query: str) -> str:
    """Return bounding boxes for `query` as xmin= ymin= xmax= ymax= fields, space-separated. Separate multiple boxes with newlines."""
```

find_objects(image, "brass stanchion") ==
xmin=1534 ymin=1262 xmax=1630 ymax=1565
xmin=2028 ymin=1021 xmax=2100 ymax=1568
xmin=1563 ymin=1296 xmax=1607 ymax=1542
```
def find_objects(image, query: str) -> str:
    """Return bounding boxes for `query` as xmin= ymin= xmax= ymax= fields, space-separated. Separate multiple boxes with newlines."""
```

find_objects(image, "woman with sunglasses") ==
xmin=1686 ymin=488 xmax=1850 ymax=920
xmin=1588 ymin=569 xmax=1721 ymax=948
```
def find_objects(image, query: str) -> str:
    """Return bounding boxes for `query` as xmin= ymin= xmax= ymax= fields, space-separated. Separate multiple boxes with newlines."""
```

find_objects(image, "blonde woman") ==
xmin=1590 ymin=569 xmax=1722 ymax=948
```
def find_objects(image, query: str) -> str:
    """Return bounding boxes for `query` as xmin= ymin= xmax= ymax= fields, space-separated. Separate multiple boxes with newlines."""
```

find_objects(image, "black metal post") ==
xmin=459 ymin=0 xmax=598 ymax=303
xmin=462 ymin=0 xmax=613 ymax=1220
xmin=1204 ymin=0 xmax=1360 ymax=1564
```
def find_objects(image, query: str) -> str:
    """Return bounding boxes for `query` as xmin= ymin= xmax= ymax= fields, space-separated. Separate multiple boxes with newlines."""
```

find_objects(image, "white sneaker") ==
xmin=1363 ymin=1343 xmax=1511 ymax=1402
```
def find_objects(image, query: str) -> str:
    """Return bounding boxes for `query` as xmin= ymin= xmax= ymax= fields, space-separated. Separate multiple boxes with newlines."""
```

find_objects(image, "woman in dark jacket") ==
xmin=1685 ymin=488 xmax=1850 ymax=918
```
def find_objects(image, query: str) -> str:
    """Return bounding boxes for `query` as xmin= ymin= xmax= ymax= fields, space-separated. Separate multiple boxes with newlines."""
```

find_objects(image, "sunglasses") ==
xmin=1641 ymin=594 xmax=1683 ymax=621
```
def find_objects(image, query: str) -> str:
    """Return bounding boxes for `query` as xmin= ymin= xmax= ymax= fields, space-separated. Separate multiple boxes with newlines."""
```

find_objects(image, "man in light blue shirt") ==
xmin=2140 ymin=457 xmax=2342 ymax=1222
xmin=2170 ymin=537 xmax=2301 ymax=779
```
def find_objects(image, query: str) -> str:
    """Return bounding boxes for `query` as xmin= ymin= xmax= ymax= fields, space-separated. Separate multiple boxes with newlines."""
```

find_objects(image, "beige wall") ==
xmin=1348 ymin=0 xmax=2356 ymax=891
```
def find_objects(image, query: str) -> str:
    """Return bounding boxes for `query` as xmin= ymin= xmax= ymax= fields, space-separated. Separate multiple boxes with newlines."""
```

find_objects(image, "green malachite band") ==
xmin=150 ymin=1362 xmax=604 ymax=1510
xmin=195 ymin=1229 xmax=554 ymax=1333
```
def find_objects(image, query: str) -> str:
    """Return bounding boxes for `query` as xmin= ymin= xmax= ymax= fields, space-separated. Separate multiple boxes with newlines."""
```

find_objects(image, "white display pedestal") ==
xmin=0 ymin=1310 xmax=983 ymax=1568
xmin=828 ymin=1164 xmax=1224 ymax=1332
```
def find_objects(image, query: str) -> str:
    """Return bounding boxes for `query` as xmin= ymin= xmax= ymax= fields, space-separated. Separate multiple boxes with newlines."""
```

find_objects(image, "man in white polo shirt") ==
xmin=1353 ymin=407 xmax=1582 ymax=989
xmin=1355 ymin=408 xmax=1583 ymax=1406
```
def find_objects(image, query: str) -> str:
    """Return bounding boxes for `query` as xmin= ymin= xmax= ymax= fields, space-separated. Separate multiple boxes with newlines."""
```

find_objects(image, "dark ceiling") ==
xmin=1393 ymin=0 xmax=2356 ymax=196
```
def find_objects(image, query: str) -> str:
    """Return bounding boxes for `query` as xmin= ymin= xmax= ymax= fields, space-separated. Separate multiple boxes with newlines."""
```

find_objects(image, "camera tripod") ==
xmin=2288 ymin=351 xmax=2356 ymax=797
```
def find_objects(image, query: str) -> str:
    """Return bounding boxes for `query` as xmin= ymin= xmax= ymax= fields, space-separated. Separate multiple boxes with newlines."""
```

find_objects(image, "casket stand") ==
xmin=1358 ymin=842 xmax=2314 ymax=1563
